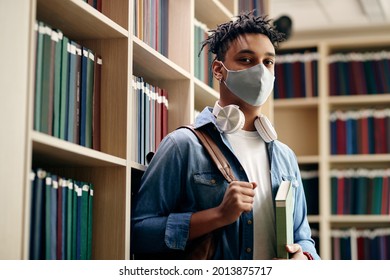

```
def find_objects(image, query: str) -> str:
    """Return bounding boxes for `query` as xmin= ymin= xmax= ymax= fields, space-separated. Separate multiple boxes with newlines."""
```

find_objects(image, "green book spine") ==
xmin=50 ymin=175 xmax=58 ymax=259
xmin=372 ymin=176 xmax=383 ymax=215
xmin=44 ymin=173 xmax=52 ymax=260
xmin=29 ymin=168 xmax=46 ymax=260
xmin=87 ymin=184 xmax=94 ymax=259
xmin=40 ymin=25 xmax=53 ymax=134
xmin=275 ymin=180 xmax=294 ymax=259
xmin=53 ymin=30 xmax=63 ymax=138
xmin=34 ymin=22 xmax=44 ymax=132
xmin=59 ymin=37 xmax=69 ymax=140
xmin=71 ymin=182 xmax=79 ymax=260
xmin=66 ymin=179 xmax=73 ymax=260
xmin=80 ymin=183 xmax=89 ymax=259
xmin=86 ymin=50 xmax=94 ymax=148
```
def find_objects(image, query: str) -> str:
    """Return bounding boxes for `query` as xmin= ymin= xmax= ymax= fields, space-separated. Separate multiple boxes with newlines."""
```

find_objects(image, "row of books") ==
xmin=133 ymin=0 xmax=169 ymax=57
xmin=34 ymin=21 xmax=102 ymax=150
xmin=274 ymin=52 xmax=319 ymax=99
xmin=332 ymin=228 xmax=390 ymax=260
xmin=194 ymin=19 xmax=214 ymax=88
xmin=29 ymin=168 xmax=94 ymax=260
xmin=329 ymin=108 xmax=390 ymax=155
xmin=301 ymin=170 xmax=319 ymax=215
xmin=328 ymin=50 xmax=390 ymax=96
xmin=330 ymin=168 xmax=390 ymax=215
xmin=131 ymin=76 xmax=168 ymax=165
xmin=82 ymin=0 xmax=102 ymax=12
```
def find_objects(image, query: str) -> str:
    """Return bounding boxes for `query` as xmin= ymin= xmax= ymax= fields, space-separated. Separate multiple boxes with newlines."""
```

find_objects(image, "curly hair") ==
xmin=200 ymin=11 xmax=285 ymax=61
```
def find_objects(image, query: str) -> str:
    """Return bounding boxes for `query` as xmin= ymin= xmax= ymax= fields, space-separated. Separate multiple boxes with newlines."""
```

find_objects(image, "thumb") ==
xmin=286 ymin=244 xmax=302 ymax=254
xmin=251 ymin=182 xmax=257 ymax=189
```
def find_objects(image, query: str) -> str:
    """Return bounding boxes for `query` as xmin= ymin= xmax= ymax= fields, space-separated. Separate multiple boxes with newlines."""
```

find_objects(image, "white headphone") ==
xmin=212 ymin=101 xmax=277 ymax=143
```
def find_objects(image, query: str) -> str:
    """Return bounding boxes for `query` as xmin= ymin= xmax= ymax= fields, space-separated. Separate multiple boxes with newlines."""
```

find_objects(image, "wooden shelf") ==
xmin=329 ymin=154 xmax=390 ymax=163
xmin=132 ymin=36 xmax=191 ymax=81
xmin=31 ymin=131 xmax=126 ymax=167
xmin=36 ymin=0 xmax=128 ymax=40
xmin=330 ymin=215 xmax=390 ymax=223
xmin=195 ymin=0 xmax=233 ymax=29
xmin=274 ymin=97 xmax=319 ymax=108
xmin=329 ymin=94 xmax=390 ymax=107
xmin=194 ymin=78 xmax=219 ymax=111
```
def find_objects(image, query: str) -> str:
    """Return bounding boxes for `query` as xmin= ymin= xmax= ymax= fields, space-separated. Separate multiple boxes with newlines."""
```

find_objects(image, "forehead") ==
xmin=226 ymin=33 xmax=274 ymax=55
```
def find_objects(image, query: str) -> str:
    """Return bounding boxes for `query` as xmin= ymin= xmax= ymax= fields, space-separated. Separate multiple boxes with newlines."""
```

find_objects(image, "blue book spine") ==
xmin=50 ymin=175 xmax=58 ymax=259
xmin=29 ymin=169 xmax=46 ymax=260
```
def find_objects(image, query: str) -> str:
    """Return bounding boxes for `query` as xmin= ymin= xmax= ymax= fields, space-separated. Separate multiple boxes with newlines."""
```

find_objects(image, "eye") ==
xmin=238 ymin=57 xmax=252 ymax=64
xmin=264 ymin=59 xmax=274 ymax=66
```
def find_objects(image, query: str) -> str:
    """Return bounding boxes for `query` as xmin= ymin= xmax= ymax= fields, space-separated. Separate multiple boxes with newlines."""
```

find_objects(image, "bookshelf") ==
xmin=274 ymin=29 xmax=390 ymax=259
xmin=0 ymin=0 xmax=272 ymax=260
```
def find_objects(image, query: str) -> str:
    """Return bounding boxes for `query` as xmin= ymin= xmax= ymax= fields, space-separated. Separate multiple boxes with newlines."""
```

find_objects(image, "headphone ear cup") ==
xmin=215 ymin=105 xmax=245 ymax=134
xmin=254 ymin=114 xmax=277 ymax=142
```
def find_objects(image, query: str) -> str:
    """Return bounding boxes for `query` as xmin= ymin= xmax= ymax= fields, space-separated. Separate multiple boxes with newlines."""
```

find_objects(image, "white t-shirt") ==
xmin=225 ymin=130 xmax=276 ymax=259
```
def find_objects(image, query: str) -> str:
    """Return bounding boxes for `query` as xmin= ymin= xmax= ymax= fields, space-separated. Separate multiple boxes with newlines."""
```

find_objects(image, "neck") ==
xmin=218 ymin=90 xmax=262 ymax=131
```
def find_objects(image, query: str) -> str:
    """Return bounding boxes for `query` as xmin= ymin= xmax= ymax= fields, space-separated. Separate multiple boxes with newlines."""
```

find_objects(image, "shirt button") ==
xmin=246 ymin=248 xmax=252 ymax=253
xmin=247 ymin=220 xmax=252 ymax=225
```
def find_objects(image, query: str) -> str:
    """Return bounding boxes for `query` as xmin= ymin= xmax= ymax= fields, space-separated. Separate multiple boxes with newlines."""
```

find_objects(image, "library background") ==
xmin=1 ymin=0 xmax=389 ymax=260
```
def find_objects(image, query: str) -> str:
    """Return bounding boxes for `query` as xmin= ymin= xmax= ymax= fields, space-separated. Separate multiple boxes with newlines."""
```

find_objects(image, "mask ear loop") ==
xmin=254 ymin=114 xmax=278 ymax=143
xmin=212 ymin=101 xmax=245 ymax=134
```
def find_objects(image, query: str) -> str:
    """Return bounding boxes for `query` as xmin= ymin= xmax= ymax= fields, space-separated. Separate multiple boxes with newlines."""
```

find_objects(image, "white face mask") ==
xmin=220 ymin=62 xmax=275 ymax=106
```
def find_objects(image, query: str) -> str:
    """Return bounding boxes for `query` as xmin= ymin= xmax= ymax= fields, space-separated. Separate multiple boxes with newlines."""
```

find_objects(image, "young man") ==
xmin=131 ymin=12 xmax=320 ymax=260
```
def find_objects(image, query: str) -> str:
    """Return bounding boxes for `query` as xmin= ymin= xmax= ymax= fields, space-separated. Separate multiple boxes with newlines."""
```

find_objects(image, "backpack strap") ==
xmin=180 ymin=125 xmax=236 ymax=183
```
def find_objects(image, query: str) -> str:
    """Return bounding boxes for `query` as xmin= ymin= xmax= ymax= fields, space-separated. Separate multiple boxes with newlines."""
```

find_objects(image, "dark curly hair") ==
xmin=200 ymin=11 xmax=285 ymax=61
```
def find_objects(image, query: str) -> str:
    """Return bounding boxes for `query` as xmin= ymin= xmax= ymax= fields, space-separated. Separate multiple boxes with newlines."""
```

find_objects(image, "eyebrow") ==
xmin=236 ymin=49 xmax=276 ymax=57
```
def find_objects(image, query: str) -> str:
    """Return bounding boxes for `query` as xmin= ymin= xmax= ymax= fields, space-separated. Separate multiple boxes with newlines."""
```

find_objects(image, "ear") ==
xmin=212 ymin=60 xmax=224 ymax=82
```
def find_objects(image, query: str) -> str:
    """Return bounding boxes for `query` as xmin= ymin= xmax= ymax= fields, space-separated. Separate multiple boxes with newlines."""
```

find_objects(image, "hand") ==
xmin=286 ymin=244 xmax=309 ymax=260
xmin=217 ymin=181 xmax=257 ymax=225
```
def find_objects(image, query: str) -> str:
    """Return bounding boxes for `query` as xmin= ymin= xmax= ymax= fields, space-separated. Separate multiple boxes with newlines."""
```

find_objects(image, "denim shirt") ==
xmin=131 ymin=107 xmax=320 ymax=260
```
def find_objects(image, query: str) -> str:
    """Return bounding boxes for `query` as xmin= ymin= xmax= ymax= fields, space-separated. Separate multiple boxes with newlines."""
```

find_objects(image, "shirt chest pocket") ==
xmin=192 ymin=171 xmax=228 ymax=210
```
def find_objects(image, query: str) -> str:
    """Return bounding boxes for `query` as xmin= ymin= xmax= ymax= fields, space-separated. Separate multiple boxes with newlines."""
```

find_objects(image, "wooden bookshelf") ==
xmin=274 ymin=31 xmax=390 ymax=259
xmin=0 ymin=0 xmax=272 ymax=260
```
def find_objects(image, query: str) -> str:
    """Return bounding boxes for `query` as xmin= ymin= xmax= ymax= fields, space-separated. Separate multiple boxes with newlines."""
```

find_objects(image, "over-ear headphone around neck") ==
xmin=212 ymin=101 xmax=277 ymax=143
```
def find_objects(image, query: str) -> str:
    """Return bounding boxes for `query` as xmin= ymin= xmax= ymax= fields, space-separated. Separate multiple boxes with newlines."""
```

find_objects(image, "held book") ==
xmin=275 ymin=180 xmax=294 ymax=259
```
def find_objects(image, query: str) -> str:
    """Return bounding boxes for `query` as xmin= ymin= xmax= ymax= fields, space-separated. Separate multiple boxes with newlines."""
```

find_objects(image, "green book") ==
xmin=80 ymin=183 xmax=89 ymax=259
xmin=59 ymin=37 xmax=69 ymax=140
xmin=86 ymin=50 xmax=94 ymax=148
xmin=44 ymin=172 xmax=52 ymax=260
xmin=372 ymin=176 xmax=383 ymax=215
xmin=275 ymin=180 xmax=294 ymax=259
xmin=66 ymin=179 xmax=73 ymax=260
xmin=34 ymin=22 xmax=44 ymax=132
xmin=53 ymin=30 xmax=63 ymax=138
xmin=87 ymin=183 xmax=94 ymax=259
xmin=72 ymin=182 xmax=79 ymax=260
xmin=40 ymin=24 xmax=53 ymax=134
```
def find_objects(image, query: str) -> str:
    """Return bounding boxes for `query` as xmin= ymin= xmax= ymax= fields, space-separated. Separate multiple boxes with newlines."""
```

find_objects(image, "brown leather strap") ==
xmin=180 ymin=125 xmax=236 ymax=183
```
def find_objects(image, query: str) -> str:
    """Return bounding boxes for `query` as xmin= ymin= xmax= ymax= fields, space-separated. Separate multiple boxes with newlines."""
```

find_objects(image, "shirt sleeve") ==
xmin=131 ymin=133 xmax=192 ymax=253
xmin=292 ymin=155 xmax=321 ymax=260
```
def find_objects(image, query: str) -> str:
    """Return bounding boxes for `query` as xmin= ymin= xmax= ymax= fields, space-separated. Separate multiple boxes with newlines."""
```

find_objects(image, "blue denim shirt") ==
xmin=132 ymin=107 xmax=320 ymax=260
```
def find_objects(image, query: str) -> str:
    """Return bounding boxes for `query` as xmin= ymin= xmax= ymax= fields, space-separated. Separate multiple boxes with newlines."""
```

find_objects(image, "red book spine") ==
xmin=360 ymin=116 xmax=369 ymax=154
xmin=336 ymin=116 xmax=346 ymax=154
xmin=381 ymin=176 xmax=389 ymax=214
xmin=337 ymin=177 xmax=345 ymax=215
xmin=374 ymin=113 xmax=386 ymax=154
xmin=275 ymin=63 xmax=285 ymax=99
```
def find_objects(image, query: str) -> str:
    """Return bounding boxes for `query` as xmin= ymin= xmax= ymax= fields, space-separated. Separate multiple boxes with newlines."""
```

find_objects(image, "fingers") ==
xmin=286 ymin=244 xmax=309 ymax=260
xmin=286 ymin=244 xmax=302 ymax=254
xmin=218 ymin=181 xmax=257 ymax=224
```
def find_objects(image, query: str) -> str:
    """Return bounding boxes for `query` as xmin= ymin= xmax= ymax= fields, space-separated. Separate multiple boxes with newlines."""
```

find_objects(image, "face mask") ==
xmin=220 ymin=62 xmax=275 ymax=106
